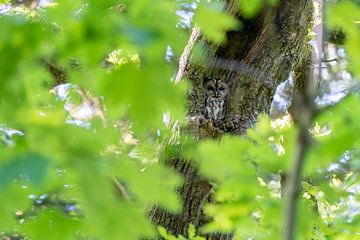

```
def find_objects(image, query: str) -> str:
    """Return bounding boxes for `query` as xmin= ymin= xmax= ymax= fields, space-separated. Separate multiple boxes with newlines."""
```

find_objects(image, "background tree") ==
xmin=151 ymin=0 xmax=314 ymax=238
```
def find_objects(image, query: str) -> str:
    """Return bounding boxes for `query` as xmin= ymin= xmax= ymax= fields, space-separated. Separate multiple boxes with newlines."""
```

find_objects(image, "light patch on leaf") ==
xmin=105 ymin=48 xmax=140 ymax=69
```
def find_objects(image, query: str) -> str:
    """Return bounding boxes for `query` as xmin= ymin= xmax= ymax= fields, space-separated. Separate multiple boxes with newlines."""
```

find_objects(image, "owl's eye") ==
xmin=219 ymin=87 xmax=225 ymax=91
xmin=207 ymin=86 xmax=214 ymax=91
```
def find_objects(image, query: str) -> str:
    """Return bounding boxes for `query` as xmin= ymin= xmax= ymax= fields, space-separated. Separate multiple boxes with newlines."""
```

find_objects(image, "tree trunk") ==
xmin=150 ymin=0 xmax=314 ymax=239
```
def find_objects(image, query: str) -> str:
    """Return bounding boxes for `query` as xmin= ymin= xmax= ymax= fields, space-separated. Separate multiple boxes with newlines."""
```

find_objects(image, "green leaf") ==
xmin=0 ymin=153 xmax=50 ymax=188
xmin=266 ymin=0 xmax=279 ymax=6
xmin=0 ymin=186 xmax=31 ymax=229
xmin=306 ymin=95 xmax=360 ymax=174
xmin=297 ymin=199 xmax=321 ymax=239
xmin=22 ymin=210 xmax=81 ymax=240
xmin=96 ymin=65 xmax=187 ymax=132
xmin=238 ymin=0 xmax=263 ymax=18
xmin=158 ymin=226 xmax=177 ymax=240
xmin=194 ymin=2 xmax=240 ymax=44
xmin=69 ymin=157 xmax=156 ymax=240
xmin=326 ymin=0 xmax=360 ymax=77
xmin=116 ymin=158 xmax=183 ymax=212
xmin=202 ymin=201 xmax=254 ymax=232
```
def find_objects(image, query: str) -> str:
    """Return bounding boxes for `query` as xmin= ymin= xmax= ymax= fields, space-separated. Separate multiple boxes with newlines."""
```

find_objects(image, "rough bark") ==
xmin=150 ymin=0 xmax=314 ymax=239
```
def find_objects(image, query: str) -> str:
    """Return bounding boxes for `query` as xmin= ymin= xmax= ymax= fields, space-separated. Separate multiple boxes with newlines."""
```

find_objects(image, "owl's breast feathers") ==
xmin=204 ymin=97 xmax=226 ymax=121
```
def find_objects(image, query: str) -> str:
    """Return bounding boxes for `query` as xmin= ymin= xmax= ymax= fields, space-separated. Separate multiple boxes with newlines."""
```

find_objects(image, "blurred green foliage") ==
xmin=0 ymin=0 xmax=360 ymax=240
xmin=158 ymin=224 xmax=205 ymax=240
xmin=0 ymin=0 xmax=194 ymax=239
xmin=326 ymin=0 xmax=360 ymax=77
xmin=193 ymin=1 xmax=239 ymax=43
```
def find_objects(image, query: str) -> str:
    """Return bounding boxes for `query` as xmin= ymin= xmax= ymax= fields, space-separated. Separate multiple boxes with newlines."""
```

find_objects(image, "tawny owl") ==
xmin=203 ymin=77 xmax=229 ymax=122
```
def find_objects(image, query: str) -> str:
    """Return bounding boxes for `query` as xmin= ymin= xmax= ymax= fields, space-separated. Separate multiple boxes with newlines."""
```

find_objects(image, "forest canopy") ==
xmin=1 ymin=0 xmax=360 ymax=239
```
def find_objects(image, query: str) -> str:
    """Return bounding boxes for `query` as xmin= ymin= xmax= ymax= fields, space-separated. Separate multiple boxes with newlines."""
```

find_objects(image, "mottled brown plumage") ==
xmin=203 ymin=77 xmax=229 ymax=122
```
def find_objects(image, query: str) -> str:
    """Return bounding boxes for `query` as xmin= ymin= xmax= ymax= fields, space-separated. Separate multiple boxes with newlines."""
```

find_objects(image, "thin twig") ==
xmin=322 ymin=58 xmax=338 ymax=63
xmin=112 ymin=176 xmax=130 ymax=200
xmin=283 ymin=115 xmax=312 ymax=240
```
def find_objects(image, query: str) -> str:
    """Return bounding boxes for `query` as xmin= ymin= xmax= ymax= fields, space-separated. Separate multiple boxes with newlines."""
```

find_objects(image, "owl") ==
xmin=203 ymin=77 xmax=229 ymax=122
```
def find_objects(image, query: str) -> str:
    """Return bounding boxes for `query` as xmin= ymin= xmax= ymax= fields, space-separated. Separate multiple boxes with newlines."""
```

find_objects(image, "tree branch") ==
xmin=283 ymin=1 xmax=322 ymax=239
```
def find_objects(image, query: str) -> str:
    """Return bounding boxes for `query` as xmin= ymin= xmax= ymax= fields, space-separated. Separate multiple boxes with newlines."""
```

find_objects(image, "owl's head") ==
xmin=203 ymin=77 xmax=229 ymax=98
